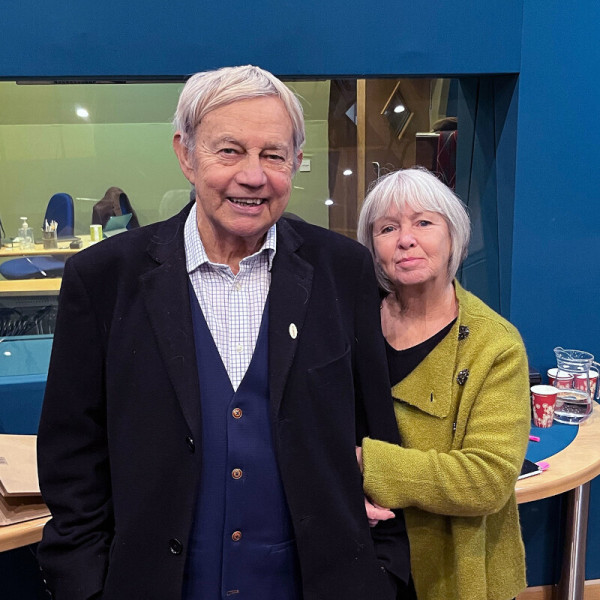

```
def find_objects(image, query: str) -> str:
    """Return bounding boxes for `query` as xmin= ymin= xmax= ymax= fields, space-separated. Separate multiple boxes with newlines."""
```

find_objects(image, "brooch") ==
xmin=456 ymin=369 xmax=470 ymax=385
xmin=458 ymin=325 xmax=470 ymax=340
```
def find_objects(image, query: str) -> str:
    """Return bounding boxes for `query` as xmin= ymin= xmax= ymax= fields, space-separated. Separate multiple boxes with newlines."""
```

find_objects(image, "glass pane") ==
xmin=0 ymin=77 xmax=460 ymax=332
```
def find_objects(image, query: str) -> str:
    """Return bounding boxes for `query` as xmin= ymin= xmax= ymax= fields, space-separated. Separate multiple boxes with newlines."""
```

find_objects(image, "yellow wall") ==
xmin=0 ymin=81 xmax=330 ymax=238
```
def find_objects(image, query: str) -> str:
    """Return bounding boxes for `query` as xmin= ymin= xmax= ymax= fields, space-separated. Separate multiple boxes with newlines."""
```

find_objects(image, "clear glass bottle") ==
xmin=18 ymin=217 xmax=34 ymax=250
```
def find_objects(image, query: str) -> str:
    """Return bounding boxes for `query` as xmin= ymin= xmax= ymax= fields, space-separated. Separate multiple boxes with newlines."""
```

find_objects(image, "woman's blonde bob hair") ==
xmin=357 ymin=167 xmax=471 ymax=293
xmin=173 ymin=65 xmax=305 ymax=171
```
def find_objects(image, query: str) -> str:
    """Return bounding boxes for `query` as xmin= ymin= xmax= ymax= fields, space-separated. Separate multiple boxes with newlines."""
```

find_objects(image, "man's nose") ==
xmin=235 ymin=154 xmax=268 ymax=187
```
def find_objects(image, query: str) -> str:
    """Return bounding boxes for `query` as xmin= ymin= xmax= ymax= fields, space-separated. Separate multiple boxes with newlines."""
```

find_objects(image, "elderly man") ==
xmin=37 ymin=65 xmax=410 ymax=600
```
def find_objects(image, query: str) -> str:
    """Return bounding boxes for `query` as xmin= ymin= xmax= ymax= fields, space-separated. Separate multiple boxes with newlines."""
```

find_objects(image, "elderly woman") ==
xmin=356 ymin=167 xmax=530 ymax=600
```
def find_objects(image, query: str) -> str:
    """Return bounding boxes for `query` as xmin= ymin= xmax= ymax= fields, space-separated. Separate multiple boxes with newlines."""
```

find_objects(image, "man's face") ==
xmin=173 ymin=96 xmax=301 ymax=259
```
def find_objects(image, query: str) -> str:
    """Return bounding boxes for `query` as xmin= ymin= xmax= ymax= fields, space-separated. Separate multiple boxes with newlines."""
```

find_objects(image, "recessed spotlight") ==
xmin=343 ymin=169 xmax=353 ymax=176
xmin=324 ymin=199 xmax=334 ymax=206
xmin=393 ymin=104 xmax=405 ymax=114
xmin=3 ymin=351 xmax=11 ymax=357
xmin=76 ymin=107 xmax=89 ymax=118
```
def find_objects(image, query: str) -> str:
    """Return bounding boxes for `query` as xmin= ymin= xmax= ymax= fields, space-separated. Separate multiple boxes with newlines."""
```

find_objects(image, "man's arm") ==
xmin=37 ymin=258 xmax=113 ymax=600
xmin=352 ymin=250 xmax=411 ymax=587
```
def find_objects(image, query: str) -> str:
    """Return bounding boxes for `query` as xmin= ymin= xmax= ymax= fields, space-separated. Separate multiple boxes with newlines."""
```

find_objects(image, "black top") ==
xmin=386 ymin=318 xmax=457 ymax=386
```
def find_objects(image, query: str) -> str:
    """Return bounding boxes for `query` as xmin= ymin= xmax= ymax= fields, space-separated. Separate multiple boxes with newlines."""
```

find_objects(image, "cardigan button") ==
xmin=185 ymin=436 xmax=195 ymax=452
xmin=232 ymin=468 xmax=243 ymax=479
xmin=232 ymin=407 xmax=243 ymax=419
xmin=231 ymin=530 xmax=242 ymax=542
xmin=169 ymin=538 xmax=183 ymax=555
xmin=458 ymin=325 xmax=470 ymax=340
xmin=456 ymin=369 xmax=470 ymax=385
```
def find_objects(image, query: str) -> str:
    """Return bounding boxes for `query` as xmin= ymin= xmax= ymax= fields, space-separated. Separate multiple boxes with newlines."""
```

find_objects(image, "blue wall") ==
xmin=2 ymin=1 xmax=521 ymax=78
xmin=511 ymin=0 xmax=600 ymax=373
xmin=2 ymin=0 xmax=600 ymax=590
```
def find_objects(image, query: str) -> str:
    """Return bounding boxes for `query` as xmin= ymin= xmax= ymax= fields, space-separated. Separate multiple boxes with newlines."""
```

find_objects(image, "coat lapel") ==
xmin=268 ymin=219 xmax=313 ymax=416
xmin=140 ymin=206 xmax=201 ymax=437
xmin=391 ymin=298 xmax=463 ymax=419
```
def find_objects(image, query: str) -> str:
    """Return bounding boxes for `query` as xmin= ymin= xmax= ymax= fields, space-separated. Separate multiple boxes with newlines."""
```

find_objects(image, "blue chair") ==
xmin=44 ymin=192 xmax=74 ymax=238
xmin=0 ymin=193 xmax=74 ymax=280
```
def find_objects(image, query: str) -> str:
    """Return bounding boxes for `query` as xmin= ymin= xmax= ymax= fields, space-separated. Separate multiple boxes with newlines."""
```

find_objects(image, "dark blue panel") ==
xmin=520 ymin=497 xmax=564 ymax=587
xmin=0 ymin=1 xmax=522 ymax=78
xmin=587 ymin=477 xmax=600 ymax=579
xmin=510 ymin=1 xmax=600 ymax=371
xmin=0 ymin=546 xmax=47 ymax=600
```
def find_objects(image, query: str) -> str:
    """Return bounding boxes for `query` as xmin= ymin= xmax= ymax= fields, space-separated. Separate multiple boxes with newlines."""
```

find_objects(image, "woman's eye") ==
xmin=417 ymin=220 xmax=431 ymax=227
xmin=380 ymin=225 xmax=395 ymax=234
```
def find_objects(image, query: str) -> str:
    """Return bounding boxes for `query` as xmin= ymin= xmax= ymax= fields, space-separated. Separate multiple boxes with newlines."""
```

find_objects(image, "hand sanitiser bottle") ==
xmin=19 ymin=216 xmax=34 ymax=250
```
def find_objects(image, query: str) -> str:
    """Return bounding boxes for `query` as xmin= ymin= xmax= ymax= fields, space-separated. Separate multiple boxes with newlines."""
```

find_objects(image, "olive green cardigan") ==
xmin=363 ymin=282 xmax=530 ymax=600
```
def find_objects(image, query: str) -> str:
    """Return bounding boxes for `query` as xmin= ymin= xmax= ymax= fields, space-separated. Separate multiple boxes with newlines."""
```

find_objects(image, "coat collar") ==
xmin=390 ymin=281 xmax=471 ymax=419
xmin=268 ymin=218 xmax=313 ymax=415
xmin=140 ymin=203 xmax=202 ymax=436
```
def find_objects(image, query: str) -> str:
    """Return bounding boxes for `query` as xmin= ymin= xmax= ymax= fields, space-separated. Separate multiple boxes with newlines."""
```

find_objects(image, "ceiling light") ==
xmin=393 ymin=104 xmax=405 ymax=114
xmin=343 ymin=169 xmax=353 ymax=176
xmin=76 ymin=107 xmax=89 ymax=118
xmin=324 ymin=199 xmax=334 ymax=206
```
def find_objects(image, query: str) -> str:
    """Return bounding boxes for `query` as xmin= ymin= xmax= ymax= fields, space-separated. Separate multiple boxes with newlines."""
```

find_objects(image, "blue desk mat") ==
xmin=526 ymin=421 xmax=578 ymax=463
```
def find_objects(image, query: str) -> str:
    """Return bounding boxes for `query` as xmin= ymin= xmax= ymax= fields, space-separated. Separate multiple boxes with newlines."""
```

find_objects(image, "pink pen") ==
xmin=536 ymin=461 xmax=550 ymax=471
xmin=529 ymin=435 xmax=540 ymax=442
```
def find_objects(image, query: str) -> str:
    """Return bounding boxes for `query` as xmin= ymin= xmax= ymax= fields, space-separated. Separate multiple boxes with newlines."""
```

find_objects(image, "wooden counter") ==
xmin=0 ymin=516 xmax=49 ymax=552
xmin=0 ymin=279 xmax=61 ymax=296
xmin=0 ymin=236 xmax=91 ymax=258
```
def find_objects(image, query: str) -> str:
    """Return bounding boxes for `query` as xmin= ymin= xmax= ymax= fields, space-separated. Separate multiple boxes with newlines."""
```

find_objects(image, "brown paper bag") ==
xmin=0 ymin=435 xmax=50 ymax=526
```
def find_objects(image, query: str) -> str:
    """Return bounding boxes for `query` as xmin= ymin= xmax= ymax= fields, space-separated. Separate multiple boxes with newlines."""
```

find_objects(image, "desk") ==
xmin=516 ymin=409 xmax=600 ymax=599
xmin=0 ymin=236 xmax=92 ymax=296
xmin=0 ymin=279 xmax=61 ymax=296
xmin=0 ymin=236 xmax=91 ymax=258
xmin=0 ymin=516 xmax=49 ymax=552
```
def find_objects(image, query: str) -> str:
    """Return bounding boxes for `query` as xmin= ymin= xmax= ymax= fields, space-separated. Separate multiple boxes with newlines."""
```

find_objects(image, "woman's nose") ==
xmin=235 ymin=155 xmax=268 ymax=187
xmin=397 ymin=231 xmax=417 ymax=249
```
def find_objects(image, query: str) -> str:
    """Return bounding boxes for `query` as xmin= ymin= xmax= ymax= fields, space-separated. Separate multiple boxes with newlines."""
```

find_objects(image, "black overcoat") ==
xmin=37 ymin=204 xmax=407 ymax=599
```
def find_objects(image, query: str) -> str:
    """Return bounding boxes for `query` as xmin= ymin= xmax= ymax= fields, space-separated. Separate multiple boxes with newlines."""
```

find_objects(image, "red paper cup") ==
xmin=531 ymin=385 xmax=559 ymax=428
xmin=574 ymin=370 xmax=598 ymax=396
xmin=547 ymin=368 xmax=574 ymax=389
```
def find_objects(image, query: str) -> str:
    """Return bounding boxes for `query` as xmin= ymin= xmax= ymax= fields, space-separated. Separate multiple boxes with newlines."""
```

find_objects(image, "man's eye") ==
xmin=265 ymin=153 xmax=285 ymax=161
xmin=219 ymin=148 xmax=238 ymax=155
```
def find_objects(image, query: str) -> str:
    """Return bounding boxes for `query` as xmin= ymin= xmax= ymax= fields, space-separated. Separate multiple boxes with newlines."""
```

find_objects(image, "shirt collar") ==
xmin=184 ymin=204 xmax=277 ymax=273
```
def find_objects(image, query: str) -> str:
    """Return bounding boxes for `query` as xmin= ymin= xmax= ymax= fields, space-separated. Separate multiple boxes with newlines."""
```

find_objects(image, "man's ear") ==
xmin=295 ymin=151 xmax=304 ymax=173
xmin=173 ymin=133 xmax=195 ymax=184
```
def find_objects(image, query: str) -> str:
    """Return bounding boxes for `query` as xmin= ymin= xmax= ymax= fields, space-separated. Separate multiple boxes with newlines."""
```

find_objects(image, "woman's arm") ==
xmin=362 ymin=340 xmax=530 ymax=517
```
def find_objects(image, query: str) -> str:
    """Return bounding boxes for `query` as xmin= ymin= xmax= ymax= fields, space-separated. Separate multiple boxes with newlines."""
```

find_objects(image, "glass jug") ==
xmin=552 ymin=347 xmax=600 ymax=424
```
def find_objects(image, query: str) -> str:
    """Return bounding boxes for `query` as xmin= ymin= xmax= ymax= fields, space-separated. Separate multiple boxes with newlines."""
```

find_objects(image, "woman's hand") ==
xmin=355 ymin=446 xmax=364 ymax=473
xmin=364 ymin=496 xmax=395 ymax=527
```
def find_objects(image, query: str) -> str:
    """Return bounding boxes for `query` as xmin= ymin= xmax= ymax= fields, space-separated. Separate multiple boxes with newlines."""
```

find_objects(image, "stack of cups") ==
xmin=547 ymin=368 xmax=573 ymax=389
xmin=547 ymin=367 xmax=599 ymax=395
xmin=574 ymin=371 xmax=599 ymax=396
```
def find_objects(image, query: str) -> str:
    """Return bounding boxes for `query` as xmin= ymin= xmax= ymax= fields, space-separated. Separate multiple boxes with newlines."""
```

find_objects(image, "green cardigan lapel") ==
xmin=390 ymin=281 xmax=471 ymax=419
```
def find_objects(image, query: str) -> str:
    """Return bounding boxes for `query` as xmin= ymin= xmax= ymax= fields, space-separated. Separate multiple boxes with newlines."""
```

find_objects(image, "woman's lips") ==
xmin=399 ymin=257 xmax=422 ymax=264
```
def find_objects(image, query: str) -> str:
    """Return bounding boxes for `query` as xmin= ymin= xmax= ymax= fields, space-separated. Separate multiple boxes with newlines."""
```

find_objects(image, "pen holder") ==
xmin=42 ymin=230 xmax=58 ymax=249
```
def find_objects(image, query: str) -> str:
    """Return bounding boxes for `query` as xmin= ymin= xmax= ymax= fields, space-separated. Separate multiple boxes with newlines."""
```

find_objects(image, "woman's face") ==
xmin=372 ymin=206 xmax=452 ymax=289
